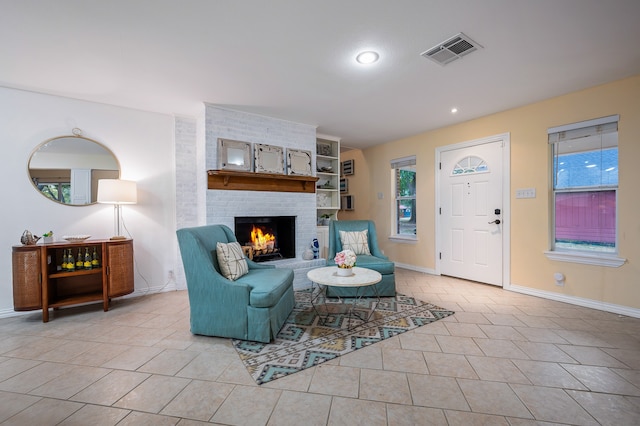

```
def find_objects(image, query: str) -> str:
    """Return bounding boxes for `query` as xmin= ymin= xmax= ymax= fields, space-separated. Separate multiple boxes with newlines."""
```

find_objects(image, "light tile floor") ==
xmin=1 ymin=269 xmax=639 ymax=425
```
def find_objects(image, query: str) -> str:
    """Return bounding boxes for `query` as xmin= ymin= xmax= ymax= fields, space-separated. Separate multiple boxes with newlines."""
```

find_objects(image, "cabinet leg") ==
xmin=42 ymin=308 xmax=49 ymax=323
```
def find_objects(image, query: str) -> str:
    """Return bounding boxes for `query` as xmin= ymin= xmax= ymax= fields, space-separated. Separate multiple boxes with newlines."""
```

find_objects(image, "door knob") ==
xmin=489 ymin=219 xmax=501 ymax=224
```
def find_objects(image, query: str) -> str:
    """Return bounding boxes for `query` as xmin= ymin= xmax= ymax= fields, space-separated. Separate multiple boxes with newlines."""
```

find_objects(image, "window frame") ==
xmin=390 ymin=156 xmax=417 ymax=242
xmin=544 ymin=114 xmax=625 ymax=267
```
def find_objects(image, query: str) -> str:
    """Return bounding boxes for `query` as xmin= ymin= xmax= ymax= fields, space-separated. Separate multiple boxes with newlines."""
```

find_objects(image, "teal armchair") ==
xmin=176 ymin=225 xmax=294 ymax=343
xmin=326 ymin=220 xmax=396 ymax=297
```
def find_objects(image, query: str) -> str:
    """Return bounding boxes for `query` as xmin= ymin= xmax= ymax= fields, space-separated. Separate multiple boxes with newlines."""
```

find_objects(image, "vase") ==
xmin=336 ymin=267 xmax=353 ymax=277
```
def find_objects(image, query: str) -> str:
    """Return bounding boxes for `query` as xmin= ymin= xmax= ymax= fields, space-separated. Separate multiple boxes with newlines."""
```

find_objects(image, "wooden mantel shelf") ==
xmin=207 ymin=170 xmax=319 ymax=193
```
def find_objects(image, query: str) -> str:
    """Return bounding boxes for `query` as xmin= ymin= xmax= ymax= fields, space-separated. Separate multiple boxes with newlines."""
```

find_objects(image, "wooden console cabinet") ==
xmin=12 ymin=239 xmax=134 ymax=322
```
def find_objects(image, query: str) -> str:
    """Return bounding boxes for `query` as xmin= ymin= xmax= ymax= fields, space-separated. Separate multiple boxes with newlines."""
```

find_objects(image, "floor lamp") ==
xmin=97 ymin=179 xmax=137 ymax=240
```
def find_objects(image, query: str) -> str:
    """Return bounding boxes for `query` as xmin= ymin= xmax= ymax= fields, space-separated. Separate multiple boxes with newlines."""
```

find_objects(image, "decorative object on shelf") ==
xmin=20 ymin=230 xmax=40 ymax=245
xmin=62 ymin=235 xmax=91 ymax=242
xmin=42 ymin=231 xmax=54 ymax=244
xmin=341 ymin=159 xmax=354 ymax=175
xmin=317 ymin=181 xmax=334 ymax=189
xmin=286 ymin=148 xmax=312 ymax=176
xmin=97 ymin=179 xmax=137 ymax=240
xmin=319 ymin=213 xmax=333 ymax=226
xmin=317 ymin=165 xmax=333 ymax=173
xmin=217 ymin=138 xmax=252 ymax=171
xmin=316 ymin=141 xmax=333 ymax=156
xmin=340 ymin=178 xmax=348 ymax=193
xmin=254 ymin=144 xmax=284 ymax=174
xmin=312 ymin=238 xmax=320 ymax=259
xmin=316 ymin=192 xmax=329 ymax=207
xmin=334 ymin=249 xmax=357 ymax=276
xmin=341 ymin=195 xmax=354 ymax=211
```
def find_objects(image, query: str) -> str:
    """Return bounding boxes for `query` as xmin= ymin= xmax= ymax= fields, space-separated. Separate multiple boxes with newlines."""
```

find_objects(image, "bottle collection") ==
xmin=60 ymin=246 xmax=100 ymax=272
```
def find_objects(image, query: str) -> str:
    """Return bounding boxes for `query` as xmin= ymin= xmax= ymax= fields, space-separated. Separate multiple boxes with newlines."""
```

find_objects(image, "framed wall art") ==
xmin=341 ymin=159 xmax=354 ymax=176
xmin=254 ymin=144 xmax=284 ymax=174
xmin=217 ymin=138 xmax=252 ymax=171
xmin=286 ymin=148 xmax=312 ymax=176
xmin=340 ymin=178 xmax=348 ymax=193
xmin=341 ymin=195 xmax=354 ymax=211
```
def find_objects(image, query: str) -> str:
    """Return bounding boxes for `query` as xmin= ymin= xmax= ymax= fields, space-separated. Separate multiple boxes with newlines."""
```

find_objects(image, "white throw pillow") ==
xmin=216 ymin=242 xmax=249 ymax=281
xmin=339 ymin=230 xmax=371 ymax=255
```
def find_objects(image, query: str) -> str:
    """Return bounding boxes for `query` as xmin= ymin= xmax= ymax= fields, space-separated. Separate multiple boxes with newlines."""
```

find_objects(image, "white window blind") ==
xmin=548 ymin=115 xmax=619 ymax=144
xmin=390 ymin=156 xmax=416 ymax=168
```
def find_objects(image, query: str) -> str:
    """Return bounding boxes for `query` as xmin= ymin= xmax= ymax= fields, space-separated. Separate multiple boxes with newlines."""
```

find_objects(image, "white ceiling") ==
xmin=2 ymin=0 xmax=640 ymax=149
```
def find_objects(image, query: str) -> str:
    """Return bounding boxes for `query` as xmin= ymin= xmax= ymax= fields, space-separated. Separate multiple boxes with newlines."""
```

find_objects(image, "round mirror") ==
xmin=28 ymin=133 xmax=120 ymax=205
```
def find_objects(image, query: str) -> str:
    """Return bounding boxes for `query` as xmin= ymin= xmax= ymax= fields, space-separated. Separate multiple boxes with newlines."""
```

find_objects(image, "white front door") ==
xmin=439 ymin=138 xmax=506 ymax=286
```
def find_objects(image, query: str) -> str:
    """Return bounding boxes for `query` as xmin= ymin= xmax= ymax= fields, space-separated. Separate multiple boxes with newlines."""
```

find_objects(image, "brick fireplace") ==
xmin=196 ymin=105 xmax=325 ymax=288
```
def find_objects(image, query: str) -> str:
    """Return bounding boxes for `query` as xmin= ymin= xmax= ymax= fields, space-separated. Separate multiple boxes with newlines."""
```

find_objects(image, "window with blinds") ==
xmin=548 ymin=115 xmax=619 ymax=253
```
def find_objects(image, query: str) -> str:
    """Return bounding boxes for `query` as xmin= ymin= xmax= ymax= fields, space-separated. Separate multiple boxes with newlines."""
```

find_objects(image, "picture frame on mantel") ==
xmin=217 ymin=138 xmax=252 ymax=171
xmin=255 ymin=144 xmax=284 ymax=174
xmin=286 ymin=148 xmax=312 ymax=176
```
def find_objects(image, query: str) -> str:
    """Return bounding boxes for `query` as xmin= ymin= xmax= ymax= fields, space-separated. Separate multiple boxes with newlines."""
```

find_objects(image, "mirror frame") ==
xmin=28 ymin=133 xmax=121 ymax=206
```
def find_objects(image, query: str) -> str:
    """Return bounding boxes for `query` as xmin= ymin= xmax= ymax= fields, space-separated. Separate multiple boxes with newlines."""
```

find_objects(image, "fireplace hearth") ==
xmin=234 ymin=216 xmax=295 ymax=262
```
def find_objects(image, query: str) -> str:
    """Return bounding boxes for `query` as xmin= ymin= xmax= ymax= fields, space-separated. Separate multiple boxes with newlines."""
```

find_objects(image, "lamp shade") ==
xmin=97 ymin=179 xmax=137 ymax=204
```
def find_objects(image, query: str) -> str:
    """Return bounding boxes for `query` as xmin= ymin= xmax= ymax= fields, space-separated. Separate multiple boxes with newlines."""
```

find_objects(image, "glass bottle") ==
xmin=84 ymin=247 xmax=92 ymax=269
xmin=76 ymin=248 xmax=84 ymax=270
xmin=60 ymin=249 xmax=68 ymax=271
xmin=67 ymin=249 xmax=75 ymax=271
xmin=92 ymin=247 xmax=100 ymax=268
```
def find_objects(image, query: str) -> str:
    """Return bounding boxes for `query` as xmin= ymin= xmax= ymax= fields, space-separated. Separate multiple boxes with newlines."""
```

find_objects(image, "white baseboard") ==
xmin=0 ymin=285 xmax=185 ymax=320
xmin=508 ymin=283 xmax=640 ymax=319
xmin=0 ymin=308 xmax=29 ymax=319
xmin=394 ymin=262 xmax=437 ymax=275
xmin=394 ymin=263 xmax=640 ymax=319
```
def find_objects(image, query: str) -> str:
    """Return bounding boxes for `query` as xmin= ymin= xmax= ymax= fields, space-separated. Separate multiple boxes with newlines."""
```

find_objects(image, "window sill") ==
xmin=544 ymin=250 xmax=626 ymax=267
xmin=389 ymin=235 xmax=417 ymax=243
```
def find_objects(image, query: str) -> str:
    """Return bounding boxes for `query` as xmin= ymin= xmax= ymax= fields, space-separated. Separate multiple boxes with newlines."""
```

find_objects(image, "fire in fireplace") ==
xmin=234 ymin=216 xmax=295 ymax=262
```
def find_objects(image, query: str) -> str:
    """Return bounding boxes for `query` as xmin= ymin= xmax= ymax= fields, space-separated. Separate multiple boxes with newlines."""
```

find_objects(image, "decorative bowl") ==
xmin=62 ymin=235 xmax=91 ymax=242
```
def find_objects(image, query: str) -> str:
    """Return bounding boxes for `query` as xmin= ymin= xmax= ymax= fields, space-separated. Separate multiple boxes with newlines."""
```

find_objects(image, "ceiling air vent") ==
xmin=421 ymin=32 xmax=481 ymax=66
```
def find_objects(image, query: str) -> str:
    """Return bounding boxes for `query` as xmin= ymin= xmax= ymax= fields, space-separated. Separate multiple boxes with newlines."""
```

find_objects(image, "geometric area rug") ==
xmin=233 ymin=291 xmax=455 ymax=385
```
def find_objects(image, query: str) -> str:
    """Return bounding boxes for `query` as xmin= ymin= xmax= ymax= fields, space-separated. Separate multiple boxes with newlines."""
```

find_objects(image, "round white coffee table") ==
xmin=306 ymin=266 xmax=382 ymax=326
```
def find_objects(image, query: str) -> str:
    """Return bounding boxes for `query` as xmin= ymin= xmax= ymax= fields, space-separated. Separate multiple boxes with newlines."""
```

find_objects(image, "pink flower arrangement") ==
xmin=334 ymin=249 xmax=357 ymax=268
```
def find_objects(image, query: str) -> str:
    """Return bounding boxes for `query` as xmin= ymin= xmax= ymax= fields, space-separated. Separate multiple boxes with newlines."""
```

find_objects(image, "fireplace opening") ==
xmin=234 ymin=216 xmax=295 ymax=262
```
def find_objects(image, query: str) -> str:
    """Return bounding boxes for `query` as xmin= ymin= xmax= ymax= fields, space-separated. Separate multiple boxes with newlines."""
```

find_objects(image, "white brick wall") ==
xmin=204 ymin=105 xmax=320 ymax=261
xmin=175 ymin=116 xmax=198 ymax=230
xmin=175 ymin=106 xmax=323 ymax=289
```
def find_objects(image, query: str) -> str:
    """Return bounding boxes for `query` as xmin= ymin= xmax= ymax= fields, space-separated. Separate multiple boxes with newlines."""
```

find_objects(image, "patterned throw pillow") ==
xmin=216 ymin=242 xmax=249 ymax=281
xmin=339 ymin=230 xmax=371 ymax=255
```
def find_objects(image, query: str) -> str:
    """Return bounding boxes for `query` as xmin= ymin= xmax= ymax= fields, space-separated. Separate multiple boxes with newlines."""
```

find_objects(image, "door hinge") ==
xmin=439 ymin=207 xmax=441 ymax=215
xmin=439 ymin=252 xmax=442 ymax=260
xmin=439 ymin=162 xmax=441 ymax=170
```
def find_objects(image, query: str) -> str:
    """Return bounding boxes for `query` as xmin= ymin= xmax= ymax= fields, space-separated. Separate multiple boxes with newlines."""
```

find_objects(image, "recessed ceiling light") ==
xmin=451 ymin=107 xmax=458 ymax=113
xmin=356 ymin=51 xmax=379 ymax=64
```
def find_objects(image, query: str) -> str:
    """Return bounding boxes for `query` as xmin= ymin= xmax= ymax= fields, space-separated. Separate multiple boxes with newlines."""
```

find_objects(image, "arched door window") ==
xmin=451 ymin=155 xmax=489 ymax=175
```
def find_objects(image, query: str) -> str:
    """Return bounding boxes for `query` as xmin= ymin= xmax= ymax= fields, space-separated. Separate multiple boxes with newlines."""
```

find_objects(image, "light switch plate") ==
xmin=516 ymin=188 xmax=536 ymax=199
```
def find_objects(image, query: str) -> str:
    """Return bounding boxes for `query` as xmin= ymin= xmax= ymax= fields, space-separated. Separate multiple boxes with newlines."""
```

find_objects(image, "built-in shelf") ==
xmin=207 ymin=170 xmax=319 ymax=193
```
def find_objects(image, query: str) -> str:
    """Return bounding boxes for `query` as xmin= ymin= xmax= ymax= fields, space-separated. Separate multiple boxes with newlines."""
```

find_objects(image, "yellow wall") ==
xmin=344 ymin=74 xmax=640 ymax=310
